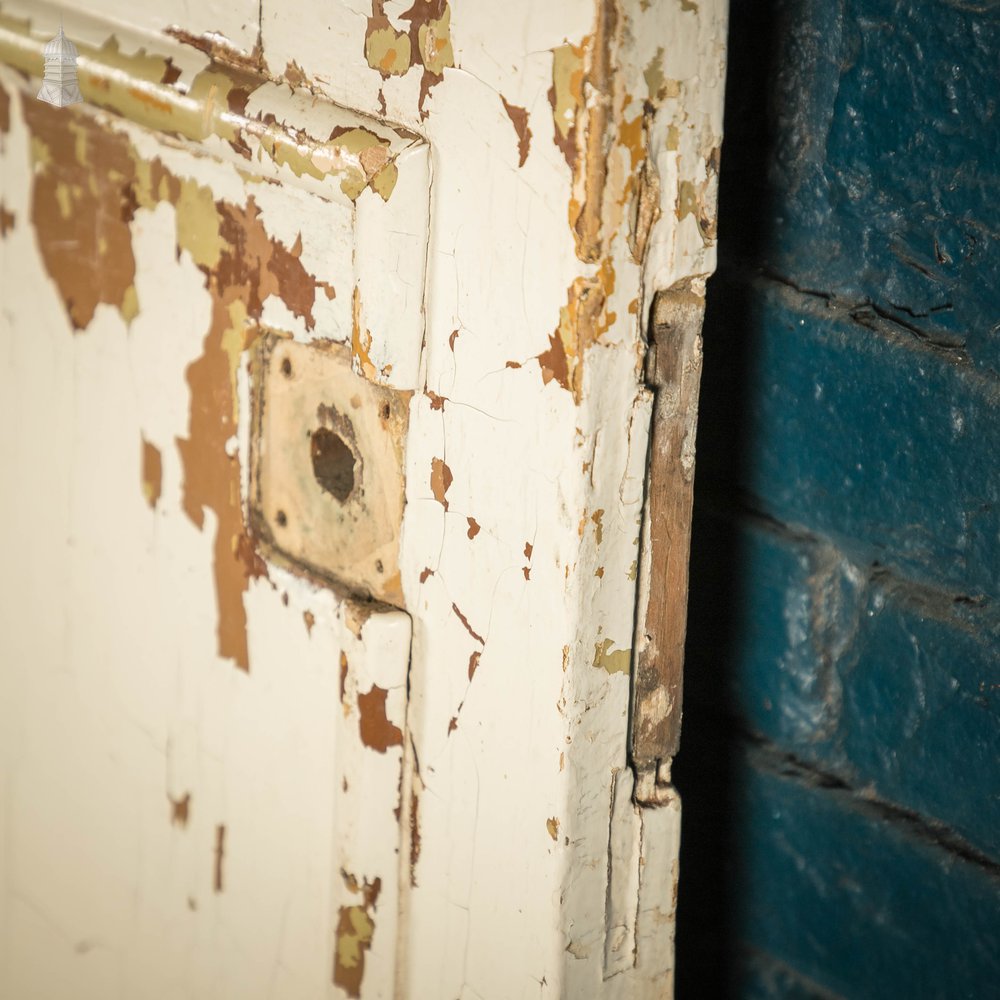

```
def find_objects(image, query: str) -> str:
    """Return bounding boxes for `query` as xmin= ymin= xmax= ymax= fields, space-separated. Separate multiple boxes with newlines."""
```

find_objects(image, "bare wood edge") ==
xmin=630 ymin=280 xmax=706 ymax=806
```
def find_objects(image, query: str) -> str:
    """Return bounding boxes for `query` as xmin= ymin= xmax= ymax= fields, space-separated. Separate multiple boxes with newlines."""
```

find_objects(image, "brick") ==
xmin=739 ymin=948 xmax=845 ymax=1000
xmin=733 ymin=745 xmax=1000 ymax=1000
xmin=696 ymin=277 xmax=1000 ymax=599
xmin=685 ymin=507 xmax=1000 ymax=861
xmin=719 ymin=0 xmax=1000 ymax=372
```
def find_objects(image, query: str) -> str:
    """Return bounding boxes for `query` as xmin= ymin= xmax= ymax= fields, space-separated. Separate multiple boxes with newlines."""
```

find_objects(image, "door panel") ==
xmin=0 ymin=0 xmax=727 ymax=995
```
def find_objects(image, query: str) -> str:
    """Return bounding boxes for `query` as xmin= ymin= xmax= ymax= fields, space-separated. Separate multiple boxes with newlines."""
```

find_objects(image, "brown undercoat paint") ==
xmin=21 ymin=99 xmax=328 ymax=672
xmin=357 ymin=685 xmax=404 ymax=753
xmin=451 ymin=603 xmax=484 ymax=645
xmin=501 ymin=97 xmax=532 ymax=167
xmin=430 ymin=457 xmax=452 ymax=510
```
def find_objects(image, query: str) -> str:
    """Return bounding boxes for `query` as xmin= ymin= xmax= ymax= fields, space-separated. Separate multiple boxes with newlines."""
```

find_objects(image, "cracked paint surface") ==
xmin=0 ymin=0 xmax=726 ymax=994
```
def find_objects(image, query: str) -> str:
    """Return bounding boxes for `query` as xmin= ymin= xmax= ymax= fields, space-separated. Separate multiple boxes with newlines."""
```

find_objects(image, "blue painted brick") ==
xmin=696 ymin=277 xmax=1000 ymax=600
xmin=686 ymin=508 xmax=1000 ymax=862
xmin=739 ymin=948 xmax=845 ymax=1000
xmin=721 ymin=0 xmax=1000 ymax=371
xmin=734 ymin=747 xmax=1000 ymax=1000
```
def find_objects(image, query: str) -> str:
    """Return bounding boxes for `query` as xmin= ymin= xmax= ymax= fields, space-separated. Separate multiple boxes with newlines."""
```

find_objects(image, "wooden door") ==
xmin=0 ymin=1 xmax=726 ymax=996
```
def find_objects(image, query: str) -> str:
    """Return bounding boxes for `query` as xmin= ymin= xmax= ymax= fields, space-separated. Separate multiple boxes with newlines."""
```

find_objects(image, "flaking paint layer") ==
xmin=333 ymin=875 xmax=381 ymax=997
xmin=364 ymin=0 xmax=456 ymax=116
xmin=20 ymin=101 xmax=346 ymax=670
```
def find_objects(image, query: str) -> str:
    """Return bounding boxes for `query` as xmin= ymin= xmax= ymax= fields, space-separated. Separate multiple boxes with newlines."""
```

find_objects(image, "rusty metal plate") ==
xmin=250 ymin=334 xmax=410 ymax=606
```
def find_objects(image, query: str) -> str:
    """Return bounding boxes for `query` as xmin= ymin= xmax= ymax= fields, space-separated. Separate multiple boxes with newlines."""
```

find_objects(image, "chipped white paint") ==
xmin=0 ymin=0 xmax=727 ymax=998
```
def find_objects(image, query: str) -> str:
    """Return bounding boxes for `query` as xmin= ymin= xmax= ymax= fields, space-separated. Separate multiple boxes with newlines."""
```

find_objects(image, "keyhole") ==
xmin=310 ymin=428 xmax=355 ymax=502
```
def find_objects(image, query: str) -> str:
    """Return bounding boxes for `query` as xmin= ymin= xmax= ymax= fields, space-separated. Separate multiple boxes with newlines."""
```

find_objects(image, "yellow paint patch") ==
xmin=0 ymin=14 xmax=405 ymax=203
xmin=539 ymin=259 xmax=616 ymax=402
xmin=549 ymin=40 xmax=586 ymax=168
xmin=334 ymin=906 xmax=375 ymax=996
xmin=174 ymin=178 xmax=224 ymax=269
xmin=593 ymin=638 xmax=631 ymax=675
xmin=591 ymin=508 xmax=604 ymax=544
xmin=644 ymin=48 xmax=668 ymax=102
xmin=333 ymin=874 xmax=381 ymax=997
xmin=365 ymin=25 xmax=413 ymax=77
xmin=417 ymin=6 xmax=455 ymax=76
xmin=121 ymin=284 xmax=140 ymax=324
xmin=141 ymin=437 xmax=163 ymax=509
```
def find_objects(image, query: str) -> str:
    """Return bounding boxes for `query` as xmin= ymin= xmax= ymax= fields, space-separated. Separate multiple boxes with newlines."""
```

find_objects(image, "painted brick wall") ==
xmin=674 ymin=0 xmax=1000 ymax=996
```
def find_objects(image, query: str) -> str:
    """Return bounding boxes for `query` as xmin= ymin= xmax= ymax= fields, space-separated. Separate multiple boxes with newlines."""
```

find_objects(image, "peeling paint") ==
xmin=357 ymin=684 xmax=404 ymax=752
xmin=539 ymin=263 xmax=616 ymax=402
xmin=164 ymin=27 xmax=266 ymax=75
xmin=592 ymin=509 xmax=605 ymax=544
xmin=0 ymin=15 xmax=406 ymax=204
xmin=168 ymin=792 xmax=191 ymax=827
xmin=23 ymin=102 xmax=138 ymax=331
xmin=569 ymin=1 xmax=617 ymax=264
xmin=501 ymin=97 xmax=532 ymax=167
xmin=548 ymin=40 xmax=586 ymax=170
xmin=284 ymin=59 xmax=308 ymax=89
xmin=333 ymin=875 xmax=381 ymax=998
xmin=409 ymin=790 xmax=421 ymax=886
xmin=643 ymin=48 xmax=667 ymax=102
xmin=452 ymin=603 xmax=485 ymax=645
xmin=593 ymin=637 xmax=630 ymax=675
xmin=364 ymin=0 xmax=456 ymax=116
xmin=430 ymin=457 xmax=453 ymax=510
xmin=365 ymin=22 xmax=413 ymax=79
xmin=213 ymin=824 xmax=226 ymax=892
xmin=0 ymin=0 xmax=727 ymax=991
xmin=629 ymin=116 xmax=661 ymax=263
xmin=676 ymin=176 xmax=717 ymax=244
xmin=141 ymin=437 xmax=163 ymax=509
xmin=19 ymin=102 xmax=347 ymax=668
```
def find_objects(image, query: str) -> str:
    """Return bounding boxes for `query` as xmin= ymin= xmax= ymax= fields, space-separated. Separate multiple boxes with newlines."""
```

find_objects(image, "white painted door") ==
xmin=0 ymin=2 xmax=727 ymax=997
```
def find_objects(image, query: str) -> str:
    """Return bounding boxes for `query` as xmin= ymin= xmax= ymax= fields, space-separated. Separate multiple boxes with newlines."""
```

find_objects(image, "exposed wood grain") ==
xmin=631 ymin=283 xmax=705 ymax=799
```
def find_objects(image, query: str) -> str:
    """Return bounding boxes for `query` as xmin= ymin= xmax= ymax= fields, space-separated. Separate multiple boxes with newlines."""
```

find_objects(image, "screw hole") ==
xmin=276 ymin=509 xmax=288 ymax=527
xmin=280 ymin=357 xmax=292 ymax=377
xmin=311 ymin=427 xmax=356 ymax=503
xmin=375 ymin=559 xmax=384 ymax=574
